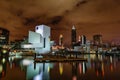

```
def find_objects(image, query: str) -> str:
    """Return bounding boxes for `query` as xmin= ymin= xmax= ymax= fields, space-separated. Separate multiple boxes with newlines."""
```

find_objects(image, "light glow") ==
xmin=59 ymin=63 xmax=63 ymax=75
xmin=22 ymin=44 xmax=33 ymax=48
xmin=33 ymin=72 xmax=43 ymax=80
xmin=0 ymin=65 xmax=3 ymax=73
xmin=83 ymin=62 xmax=85 ymax=74
xmin=110 ymin=64 xmax=113 ymax=72
xmin=22 ymin=59 xmax=33 ymax=66
xmin=72 ymin=76 xmax=77 ymax=80
xmin=102 ymin=63 xmax=104 ymax=76
xmin=48 ymin=66 xmax=50 ymax=72
xmin=79 ymin=63 xmax=82 ymax=74
xmin=2 ymin=58 xmax=6 ymax=63
xmin=2 ymin=50 xmax=7 ymax=54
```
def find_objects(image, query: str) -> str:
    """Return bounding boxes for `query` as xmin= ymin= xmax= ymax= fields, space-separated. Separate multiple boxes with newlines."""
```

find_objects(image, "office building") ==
xmin=81 ymin=35 xmax=86 ymax=45
xmin=71 ymin=25 xmax=76 ymax=48
xmin=59 ymin=34 xmax=63 ymax=46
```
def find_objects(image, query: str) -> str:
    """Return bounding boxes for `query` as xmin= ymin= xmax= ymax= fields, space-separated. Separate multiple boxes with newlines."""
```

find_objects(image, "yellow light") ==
xmin=102 ymin=63 xmax=104 ymax=76
xmin=0 ymin=65 xmax=3 ymax=73
xmin=2 ymin=58 xmax=6 ymax=63
xmin=59 ymin=63 xmax=63 ymax=75
xmin=60 ymin=34 xmax=63 ymax=38
xmin=2 ymin=50 xmax=7 ymax=54
xmin=48 ymin=66 xmax=50 ymax=72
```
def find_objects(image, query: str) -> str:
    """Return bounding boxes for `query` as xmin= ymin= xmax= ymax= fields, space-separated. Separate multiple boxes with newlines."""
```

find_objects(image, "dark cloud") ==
xmin=65 ymin=10 xmax=71 ymax=14
xmin=76 ymin=0 xmax=87 ymax=7
xmin=15 ymin=9 xmax=24 ymax=17
xmin=50 ymin=16 xmax=63 ymax=25
xmin=23 ymin=17 xmax=39 ymax=26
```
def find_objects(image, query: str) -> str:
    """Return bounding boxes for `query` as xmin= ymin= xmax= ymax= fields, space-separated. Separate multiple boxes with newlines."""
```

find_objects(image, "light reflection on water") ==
xmin=0 ymin=54 xmax=120 ymax=80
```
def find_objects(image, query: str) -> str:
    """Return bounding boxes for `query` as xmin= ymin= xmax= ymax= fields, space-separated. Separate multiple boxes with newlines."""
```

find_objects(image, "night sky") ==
xmin=0 ymin=0 xmax=120 ymax=45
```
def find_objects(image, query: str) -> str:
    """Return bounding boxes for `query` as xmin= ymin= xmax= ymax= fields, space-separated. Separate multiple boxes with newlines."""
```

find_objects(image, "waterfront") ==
xmin=0 ymin=54 xmax=120 ymax=80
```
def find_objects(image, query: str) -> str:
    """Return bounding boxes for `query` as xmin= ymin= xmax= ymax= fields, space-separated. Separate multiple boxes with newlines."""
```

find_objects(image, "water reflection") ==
xmin=0 ymin=54 xmax=120 ymax=80
xmin=72 ymin=62 xmax=87 ymax=80
xmin=0 ymin=57 xmax=7 ymax=78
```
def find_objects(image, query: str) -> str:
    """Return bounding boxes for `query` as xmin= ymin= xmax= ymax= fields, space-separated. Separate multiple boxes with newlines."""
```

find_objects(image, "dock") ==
xmin=34 ymin=57 xmax=87 ymax=63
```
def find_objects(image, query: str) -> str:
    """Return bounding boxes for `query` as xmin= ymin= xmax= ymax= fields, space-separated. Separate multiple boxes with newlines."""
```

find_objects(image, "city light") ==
xmin=0 ymin=65 xmax=3 ymax=73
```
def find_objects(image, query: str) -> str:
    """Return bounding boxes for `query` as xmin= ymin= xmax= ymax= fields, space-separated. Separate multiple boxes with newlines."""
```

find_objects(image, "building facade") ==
xmin=0 ymin=28 xmax=9 ymax=45
xmin=59 ymin=34 xmax=63 ymax=46
xmin=28 ymin=24 xmax=51 ymax=54
xmin=81 ymin=35 xmax=86 ymax=45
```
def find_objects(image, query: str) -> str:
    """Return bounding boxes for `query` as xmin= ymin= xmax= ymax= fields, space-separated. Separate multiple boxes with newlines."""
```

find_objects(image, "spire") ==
xmin=72 ymin=25 xmax=76 ymax=30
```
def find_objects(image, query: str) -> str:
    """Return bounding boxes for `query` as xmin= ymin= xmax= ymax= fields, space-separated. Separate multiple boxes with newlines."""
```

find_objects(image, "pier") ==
xmin=34 ymin=57 xmax=87 ymax=63
xmin=34 ymin=53 xmax=87 ymax=63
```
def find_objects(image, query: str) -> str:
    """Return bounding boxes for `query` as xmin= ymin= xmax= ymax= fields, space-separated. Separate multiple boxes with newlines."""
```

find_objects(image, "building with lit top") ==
xmin=59 ymin=34 xmax=63 ymax=46
xmin=71 ymin=25 xmax=76 ymax=48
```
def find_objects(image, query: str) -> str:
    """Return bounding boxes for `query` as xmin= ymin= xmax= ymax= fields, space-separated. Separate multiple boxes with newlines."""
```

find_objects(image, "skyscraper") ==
xmin=71 ymin=25 xmax=76 ymax=48
xmin=59 ymin=34 xmax=63 ymax=46
xmin=81 ymin=35 xmax=86 ymax=45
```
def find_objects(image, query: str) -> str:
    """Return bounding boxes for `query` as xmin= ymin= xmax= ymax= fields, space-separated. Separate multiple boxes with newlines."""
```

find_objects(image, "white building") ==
xmin=28 ymin=24 xmax=51 ymax=54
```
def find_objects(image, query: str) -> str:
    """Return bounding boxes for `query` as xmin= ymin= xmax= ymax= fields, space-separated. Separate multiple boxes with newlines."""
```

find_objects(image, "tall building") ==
xmin=78 ymin=35 xmax=81 ymax=42
xmin=0 ymin=28 xmax=9 ymax=45
xmin=93 ymin=34 xmax=102 ymax=45
xmin=59 ymin=34 xmax=63 ymax=46
xmin=71 ymin=25 xmax=76 ymax=48
xmin=81 ymin=35 xmax=86 ymax=45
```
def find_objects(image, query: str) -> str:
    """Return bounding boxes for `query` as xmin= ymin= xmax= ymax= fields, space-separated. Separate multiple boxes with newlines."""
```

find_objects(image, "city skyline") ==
xmin=0 ymin=0 xmax=120 ymax=44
